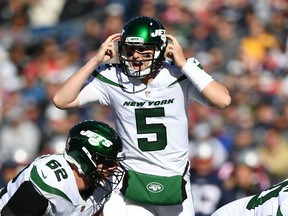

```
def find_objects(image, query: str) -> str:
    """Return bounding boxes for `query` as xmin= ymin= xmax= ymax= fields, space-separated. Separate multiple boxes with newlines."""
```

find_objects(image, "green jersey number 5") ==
xmin=135 ymin=108 xmax=167 ymax=151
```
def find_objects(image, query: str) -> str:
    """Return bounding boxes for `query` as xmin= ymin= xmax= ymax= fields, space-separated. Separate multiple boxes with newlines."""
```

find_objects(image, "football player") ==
xmin=0 ymin=120 xmax=125 ymax=216
xmin=53 ymin=16 xmax=231 ymax=216
xmin=211 ymin=178 xmax=288 ymax=216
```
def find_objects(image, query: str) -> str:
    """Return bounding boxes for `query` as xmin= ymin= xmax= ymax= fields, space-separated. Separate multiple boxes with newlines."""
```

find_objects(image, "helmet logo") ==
xmin=125 ymin=37 xmax=144 ymax=43
xmin=80 ymin=130 xmax=113 ymax=147
xmin=151 ymin=29 xmax=166 ymax=37
xmin=146 ymin=182 xmax=164 ymax=193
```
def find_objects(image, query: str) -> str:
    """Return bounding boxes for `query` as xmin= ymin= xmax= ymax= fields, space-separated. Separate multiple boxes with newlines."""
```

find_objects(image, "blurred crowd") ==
xmin=0 ymin=0 xmax=288 ymax=214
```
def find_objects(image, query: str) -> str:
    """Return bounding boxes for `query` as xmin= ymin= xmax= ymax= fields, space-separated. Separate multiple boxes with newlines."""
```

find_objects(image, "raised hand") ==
xmin=165 ymin=34 xmax=187 ymax=68
xmin=93 ymin=33 xmax=121 ymax=64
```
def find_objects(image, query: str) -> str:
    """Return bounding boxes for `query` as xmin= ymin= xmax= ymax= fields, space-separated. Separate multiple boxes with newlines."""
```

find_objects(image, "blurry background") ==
xmin=0 ymin=0 xmax=287 ymax=214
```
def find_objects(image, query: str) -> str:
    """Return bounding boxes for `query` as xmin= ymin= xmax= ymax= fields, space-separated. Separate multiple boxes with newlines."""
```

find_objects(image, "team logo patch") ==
xmin=125 ymin=37 xmax=144 ymax=43
xmin=146 ymin=182 xmax=164 ymax=193
xmin=80 ymin=130 xmax=113 ymax=147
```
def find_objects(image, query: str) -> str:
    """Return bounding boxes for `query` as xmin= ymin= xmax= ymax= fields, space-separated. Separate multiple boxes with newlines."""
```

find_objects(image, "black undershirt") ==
xmin=1 ymin=181 xmax=48 ymax=216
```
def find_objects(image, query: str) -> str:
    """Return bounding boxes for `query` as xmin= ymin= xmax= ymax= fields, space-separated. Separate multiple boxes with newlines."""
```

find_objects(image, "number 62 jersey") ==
xmin=0 ymin=154 xmax=109 ymax=216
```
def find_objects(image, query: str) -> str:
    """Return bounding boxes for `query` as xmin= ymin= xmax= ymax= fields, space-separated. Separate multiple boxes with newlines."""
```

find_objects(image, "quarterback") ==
xmin=53 ymin=16 xmax=231 ymax=216
xmin=0 ymin=120 xmax=125 ymax=216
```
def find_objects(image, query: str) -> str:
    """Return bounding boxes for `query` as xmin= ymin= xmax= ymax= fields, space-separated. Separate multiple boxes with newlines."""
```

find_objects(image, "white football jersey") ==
xmin=80 ymin=58 xmax=209 ymax=176
xmin=0 ymin=154 xmax=110 ymax=215
xmin=212 ymin=178 xmax=288 ymax=216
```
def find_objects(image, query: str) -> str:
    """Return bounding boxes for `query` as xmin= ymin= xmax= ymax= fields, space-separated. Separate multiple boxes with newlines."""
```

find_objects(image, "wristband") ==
xmin=181 ymin=58 xmax=213 ymax=91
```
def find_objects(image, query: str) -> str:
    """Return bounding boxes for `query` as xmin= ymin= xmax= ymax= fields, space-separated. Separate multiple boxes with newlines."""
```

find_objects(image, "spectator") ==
xmin=0 ymin=2 xmax=288 ymax=212
xmin=0 ymin=160 xmax=20 ymax=188
xmin=257 ymin=127 xmax=288 ymax=184
xmin=189 ymin=121 xmax=228 ymax=169
xmin=221 ymin=149 xmax=268 ymax=201
xmin=190 ymin=142 xmax=233 ymax=216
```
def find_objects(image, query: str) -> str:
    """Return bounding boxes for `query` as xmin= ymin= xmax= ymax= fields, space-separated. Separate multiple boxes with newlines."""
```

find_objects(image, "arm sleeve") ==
xmin=1 ymin=181 xmax=48 ymax=216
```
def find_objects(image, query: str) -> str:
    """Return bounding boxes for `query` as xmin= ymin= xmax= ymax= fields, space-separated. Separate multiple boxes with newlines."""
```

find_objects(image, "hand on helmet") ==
xmin=165 ymin=34 xmax=187 ymax=68
xmin=93 ymin=33 xmax=121 ymax=64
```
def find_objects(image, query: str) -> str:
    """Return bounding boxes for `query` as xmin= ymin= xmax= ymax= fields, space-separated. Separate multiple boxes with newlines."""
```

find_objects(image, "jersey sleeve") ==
xmin=79 ymin=83 xmax=102 ymax=106
xmin=79 ymin=69 xmax=110 ymax=106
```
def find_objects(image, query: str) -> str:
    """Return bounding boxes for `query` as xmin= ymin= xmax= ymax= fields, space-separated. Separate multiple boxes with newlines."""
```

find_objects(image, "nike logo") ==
xmin=41 ymin=170 xmax=48 ymax=179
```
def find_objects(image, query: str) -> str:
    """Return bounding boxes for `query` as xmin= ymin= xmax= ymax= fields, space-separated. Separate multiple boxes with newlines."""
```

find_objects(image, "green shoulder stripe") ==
xmin=92 ymin=71 xmax=126 ymax=89
xmin=168 ymin=75 xmax=187 ymax=87
xmin=30 ymin=166 xmax=72 ymax=203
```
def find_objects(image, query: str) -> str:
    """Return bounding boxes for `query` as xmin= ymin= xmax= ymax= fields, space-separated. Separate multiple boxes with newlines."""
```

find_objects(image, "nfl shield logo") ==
xmin=145 ymin=90 xmax=151 ymax=98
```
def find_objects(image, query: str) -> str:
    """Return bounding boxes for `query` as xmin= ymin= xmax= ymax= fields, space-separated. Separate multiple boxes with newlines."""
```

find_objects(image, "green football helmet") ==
xmin=64 ymin=120 xmax=125 ymax=191
xmin=118 ymin=16 xmax=168 ymax=78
